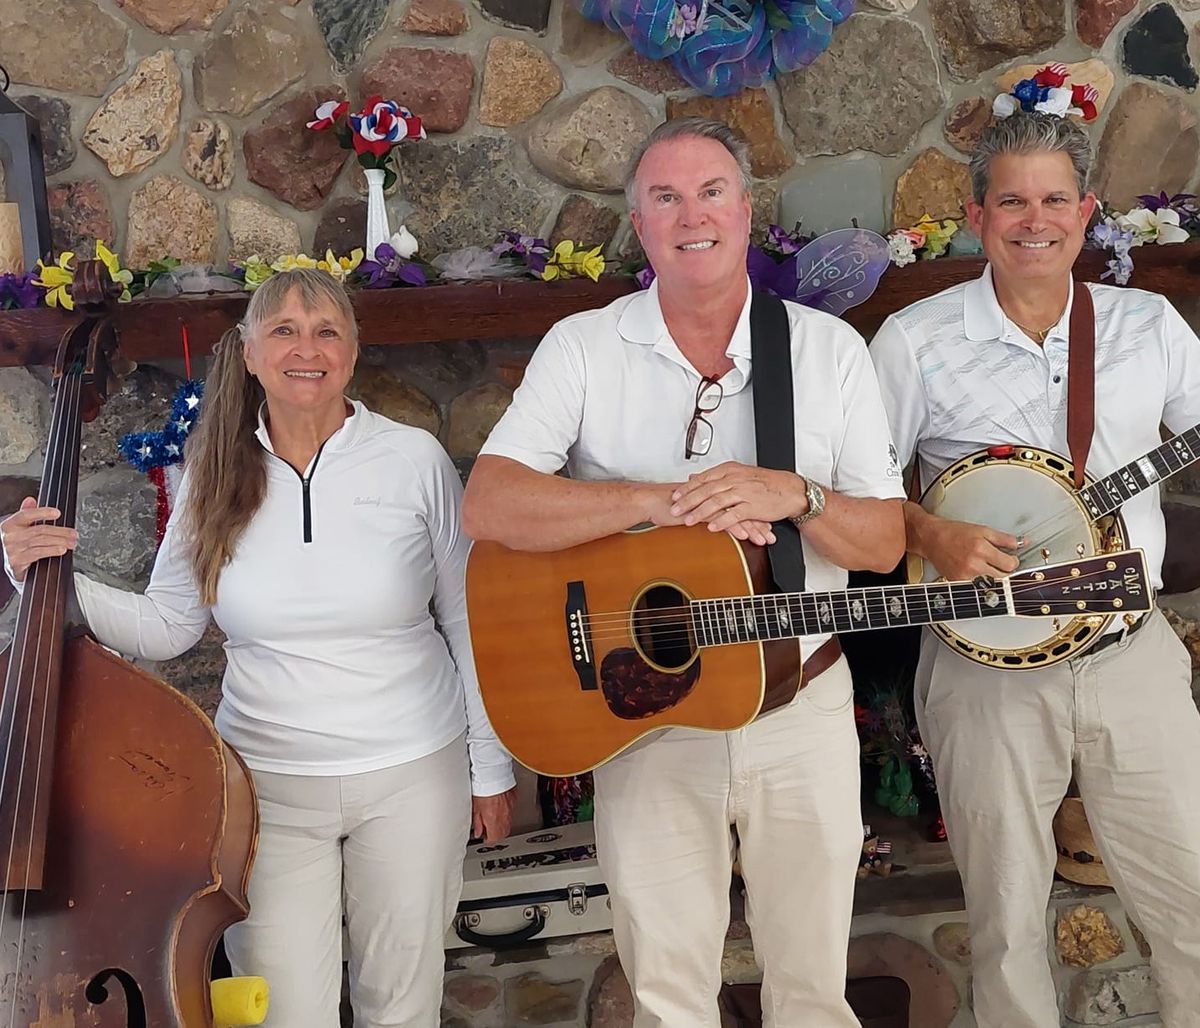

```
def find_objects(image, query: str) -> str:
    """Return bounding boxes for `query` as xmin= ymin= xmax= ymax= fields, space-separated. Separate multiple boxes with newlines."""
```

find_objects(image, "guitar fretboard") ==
xmin=1081 ymin=424 xmax=1200 ymax=519
xmin=691 ymin=580 xmax=1007 ymax=647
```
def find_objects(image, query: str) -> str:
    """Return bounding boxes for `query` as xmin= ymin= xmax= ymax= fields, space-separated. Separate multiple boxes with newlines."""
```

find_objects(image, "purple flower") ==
xmin=767 ymin=223 xmax=803 ymax=255
xmin=398 ymin=262 xmax=427 ymax=286
xmin=492 ymin=230 xmax=550 ymax=276
xmin=493 ymin=231 xmax=548 ymax=259
xmin=1102 ymin=252 xmax=1134 ymax=286
xmin=356 ymin=241 xmax=428 ymax=288
xmin=634 ymin=265 xmax=656 ymax=290
xmin=1135 ymin=191 xmax=1196 ymax=213
xmin=0 ymin=272 xmax=41 ymax=309
xmin=1090 ymin=220 xmax=1135 ymax=256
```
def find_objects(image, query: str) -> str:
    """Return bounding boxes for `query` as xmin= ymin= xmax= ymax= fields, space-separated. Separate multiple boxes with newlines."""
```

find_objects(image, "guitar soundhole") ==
xmin=598 ymin=585 xmax=699 ymax=720
xmin=632 ymin=584 xmax=696 ymax=671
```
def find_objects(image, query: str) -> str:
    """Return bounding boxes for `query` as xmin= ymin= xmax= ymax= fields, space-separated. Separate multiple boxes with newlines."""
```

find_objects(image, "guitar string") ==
xmin=1006 ymin=439 xmax=1196 ymax=557
xmin=574 ymin=562 xmax=1142 ymax=628
xmin=578 ymin=567 xmax=1142 ymax=644
xmin=580 ymin=588 xmax=1139 ymax=639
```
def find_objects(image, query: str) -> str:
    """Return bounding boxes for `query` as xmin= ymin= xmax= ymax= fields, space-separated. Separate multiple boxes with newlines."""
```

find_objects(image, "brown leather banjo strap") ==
xmin=1067 ymin=281 xmax=1096 ymax=490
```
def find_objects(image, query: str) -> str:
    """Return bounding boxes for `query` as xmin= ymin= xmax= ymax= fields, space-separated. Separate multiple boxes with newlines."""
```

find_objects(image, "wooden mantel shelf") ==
xmin=3 ymin=243 xmax=1200 ymax=369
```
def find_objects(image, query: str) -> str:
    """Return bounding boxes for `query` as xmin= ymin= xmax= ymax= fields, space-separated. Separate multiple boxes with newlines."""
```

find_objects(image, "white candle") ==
xmin=0 ymin=203 xmax=23 ymax=275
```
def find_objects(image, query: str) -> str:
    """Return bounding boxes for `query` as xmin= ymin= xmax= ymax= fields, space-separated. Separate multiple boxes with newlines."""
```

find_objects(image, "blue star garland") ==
xmin=118 ymin=380 xmax=205 ymax=473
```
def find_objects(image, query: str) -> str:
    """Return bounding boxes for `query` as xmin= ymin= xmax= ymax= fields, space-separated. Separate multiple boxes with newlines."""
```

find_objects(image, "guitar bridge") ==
xmin=565 ymin=581 xmax=596 ymax=691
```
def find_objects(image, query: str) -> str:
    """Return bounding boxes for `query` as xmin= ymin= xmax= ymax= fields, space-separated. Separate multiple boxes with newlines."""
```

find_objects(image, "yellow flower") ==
xmin=317 ymin=248 xmax=363 ymax=283
xmin=95 ymin=241 xmax=133 ymax=301
xmin=911 ymin=215 xmax=958 ymax=259
xmin=34 ymin=251 xmax=76 ymax=311
xmin=271 ymin=253 xmax=320 ymax=272
xmin=575 ymin=244 xmax=606 ymax=282
xmin=241 ymin=256 xmax=275 ymax=291
xmin=542 ymin=240 xmax=606 ymax=282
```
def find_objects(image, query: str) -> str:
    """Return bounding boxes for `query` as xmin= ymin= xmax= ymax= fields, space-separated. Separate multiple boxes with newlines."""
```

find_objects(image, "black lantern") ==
xmin=0 ymin=64 xmax=51 ymax=272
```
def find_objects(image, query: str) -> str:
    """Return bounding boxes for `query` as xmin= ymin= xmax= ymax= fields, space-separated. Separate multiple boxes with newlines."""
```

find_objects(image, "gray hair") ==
xmin=969 ymin=111 xmax=1092 ymax=204
xmin=238 ymin=267 xmax=360 ymax=348
xmin=623 ymin=117 xmax=753 ymax=211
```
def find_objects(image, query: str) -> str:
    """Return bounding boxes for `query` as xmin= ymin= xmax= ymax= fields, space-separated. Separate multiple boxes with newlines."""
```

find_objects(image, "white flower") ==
xmin=992 ymin=93 xmax=1019 ymax=119
xmin=388 ymin=226 xmax=419 ymax=259
xmin=1149 ymin=207 xmax=1190 ymax=244
xmin=1034 ymin=86 xmax=1073 ymax=117
xmin=886 ymin=233 xmax=916 ymax=267
xmin=1116 ymin=207 xmax=1191 ymax=246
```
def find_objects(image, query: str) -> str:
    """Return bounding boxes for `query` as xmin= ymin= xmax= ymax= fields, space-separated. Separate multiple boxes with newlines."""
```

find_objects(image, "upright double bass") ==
xmin=0 ymin=263 xmax=258 ymax=1026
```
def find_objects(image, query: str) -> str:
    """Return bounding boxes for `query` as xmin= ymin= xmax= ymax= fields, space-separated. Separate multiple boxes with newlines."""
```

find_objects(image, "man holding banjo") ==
xmin=871 ymin=110 xmax=1200 ymax=1026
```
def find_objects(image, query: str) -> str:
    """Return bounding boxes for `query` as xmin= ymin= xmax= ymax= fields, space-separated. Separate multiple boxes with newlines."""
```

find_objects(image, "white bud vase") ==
xmin=364 ymin=168 xmax=391 ymax=262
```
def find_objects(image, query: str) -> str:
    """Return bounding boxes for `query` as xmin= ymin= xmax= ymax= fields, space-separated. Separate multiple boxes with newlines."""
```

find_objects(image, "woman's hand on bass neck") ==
xmin=0 ymin=497 xmax=79 ymax=583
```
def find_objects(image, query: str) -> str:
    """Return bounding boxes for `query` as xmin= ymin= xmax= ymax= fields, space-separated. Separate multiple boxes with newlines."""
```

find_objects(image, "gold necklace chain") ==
xmin=1008 ymin=317 xmax=1056 ymax=344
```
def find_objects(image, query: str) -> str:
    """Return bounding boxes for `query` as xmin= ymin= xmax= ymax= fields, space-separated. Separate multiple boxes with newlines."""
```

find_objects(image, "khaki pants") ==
xmin=916 ymin=611 xmax=1200 ymax=1027
xmin=593 ymin=657 xmax=863 ymax=1028
xmin=224 ymin=736 xmax=471 ymax=1028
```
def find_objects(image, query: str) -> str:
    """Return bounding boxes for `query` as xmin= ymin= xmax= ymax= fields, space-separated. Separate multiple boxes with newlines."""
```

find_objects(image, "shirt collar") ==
xmin=254 ymin=398 xmax=365 ymax=455
xmin=616 ymin=276 xmax=755 ymax=361
xmin=964 ymin=264 xmax=1074 ymax=346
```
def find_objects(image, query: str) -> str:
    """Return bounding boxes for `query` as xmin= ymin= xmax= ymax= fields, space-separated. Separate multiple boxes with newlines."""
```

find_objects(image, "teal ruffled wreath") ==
xmin=576 ymin=0 xmax=855 ymax=97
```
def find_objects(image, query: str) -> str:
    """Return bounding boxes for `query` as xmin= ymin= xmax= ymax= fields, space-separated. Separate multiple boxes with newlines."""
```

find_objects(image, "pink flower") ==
xmin=306 ymin=99 xmax=348 ymax=130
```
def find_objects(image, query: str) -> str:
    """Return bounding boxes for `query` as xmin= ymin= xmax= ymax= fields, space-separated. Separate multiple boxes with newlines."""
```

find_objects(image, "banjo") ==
xmin=910 ymin=423 xmax=1200 ymax=667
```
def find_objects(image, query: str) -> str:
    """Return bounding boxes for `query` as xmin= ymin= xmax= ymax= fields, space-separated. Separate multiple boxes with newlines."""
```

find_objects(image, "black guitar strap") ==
xmin=748 ymin=291 xmax=806 ymax=592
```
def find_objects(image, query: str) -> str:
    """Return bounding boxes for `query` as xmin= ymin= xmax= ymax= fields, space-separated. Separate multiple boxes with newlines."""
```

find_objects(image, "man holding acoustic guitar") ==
xmin=463 ymin=117 xmax=905 ymax=1027
xmin=871 ymin=110 xmax=1200 ymax=1026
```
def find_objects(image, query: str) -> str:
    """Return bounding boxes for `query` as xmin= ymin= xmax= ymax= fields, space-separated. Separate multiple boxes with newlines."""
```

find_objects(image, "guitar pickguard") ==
xmin=599 ymin=648 xmax=700 ymax=720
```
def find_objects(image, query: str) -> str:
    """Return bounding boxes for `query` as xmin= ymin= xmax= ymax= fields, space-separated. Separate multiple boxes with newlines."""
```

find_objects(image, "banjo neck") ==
xmin=1081 ymin=423 xmax=1200 ymax=519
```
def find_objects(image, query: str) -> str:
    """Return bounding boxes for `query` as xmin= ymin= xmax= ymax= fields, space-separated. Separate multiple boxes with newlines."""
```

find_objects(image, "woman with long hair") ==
xmin=1 ymin=268 xmax=516 ymax=1026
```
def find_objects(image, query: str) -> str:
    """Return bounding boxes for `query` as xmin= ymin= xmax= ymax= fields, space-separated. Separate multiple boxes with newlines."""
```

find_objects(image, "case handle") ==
xmin=453 ymin=906 xmax=547 ymax=949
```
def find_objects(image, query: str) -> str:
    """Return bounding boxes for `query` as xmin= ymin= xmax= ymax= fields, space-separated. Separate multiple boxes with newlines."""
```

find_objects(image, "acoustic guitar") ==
xmin=466 ymin=524 xmax=1151 ymax=776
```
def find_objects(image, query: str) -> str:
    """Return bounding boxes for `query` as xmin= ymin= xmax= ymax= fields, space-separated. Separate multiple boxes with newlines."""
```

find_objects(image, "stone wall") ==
xmin=1 ymin=0 xmax=1200 ymax=267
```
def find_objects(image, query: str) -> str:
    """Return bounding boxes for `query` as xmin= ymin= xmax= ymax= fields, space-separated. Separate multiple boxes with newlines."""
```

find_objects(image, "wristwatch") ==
xmin=789 ymin=479 xmax=826 ymax=527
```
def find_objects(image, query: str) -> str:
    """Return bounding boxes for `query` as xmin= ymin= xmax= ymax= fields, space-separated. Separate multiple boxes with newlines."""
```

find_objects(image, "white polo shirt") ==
xmin=870 ymin=265 xmax=1200 ymax=589
xmin=480 ymin=278 xmax=906 ymax=658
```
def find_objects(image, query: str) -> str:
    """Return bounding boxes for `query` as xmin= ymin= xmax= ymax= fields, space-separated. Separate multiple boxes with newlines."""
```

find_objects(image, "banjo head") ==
xmin=912 ymin=446 xmax=1126 ymax=668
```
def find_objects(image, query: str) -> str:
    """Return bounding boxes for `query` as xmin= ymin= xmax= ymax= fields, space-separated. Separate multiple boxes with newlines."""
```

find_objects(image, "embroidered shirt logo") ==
xmin=886 ymin=443 xmax=902 ymax=479
xmin=354 ymin=496 xmax=381 ymax=507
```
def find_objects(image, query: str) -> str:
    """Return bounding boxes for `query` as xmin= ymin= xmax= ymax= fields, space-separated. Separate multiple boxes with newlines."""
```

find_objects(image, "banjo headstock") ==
xmin=1008 ymin=549 xmax=1152 ymax=617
